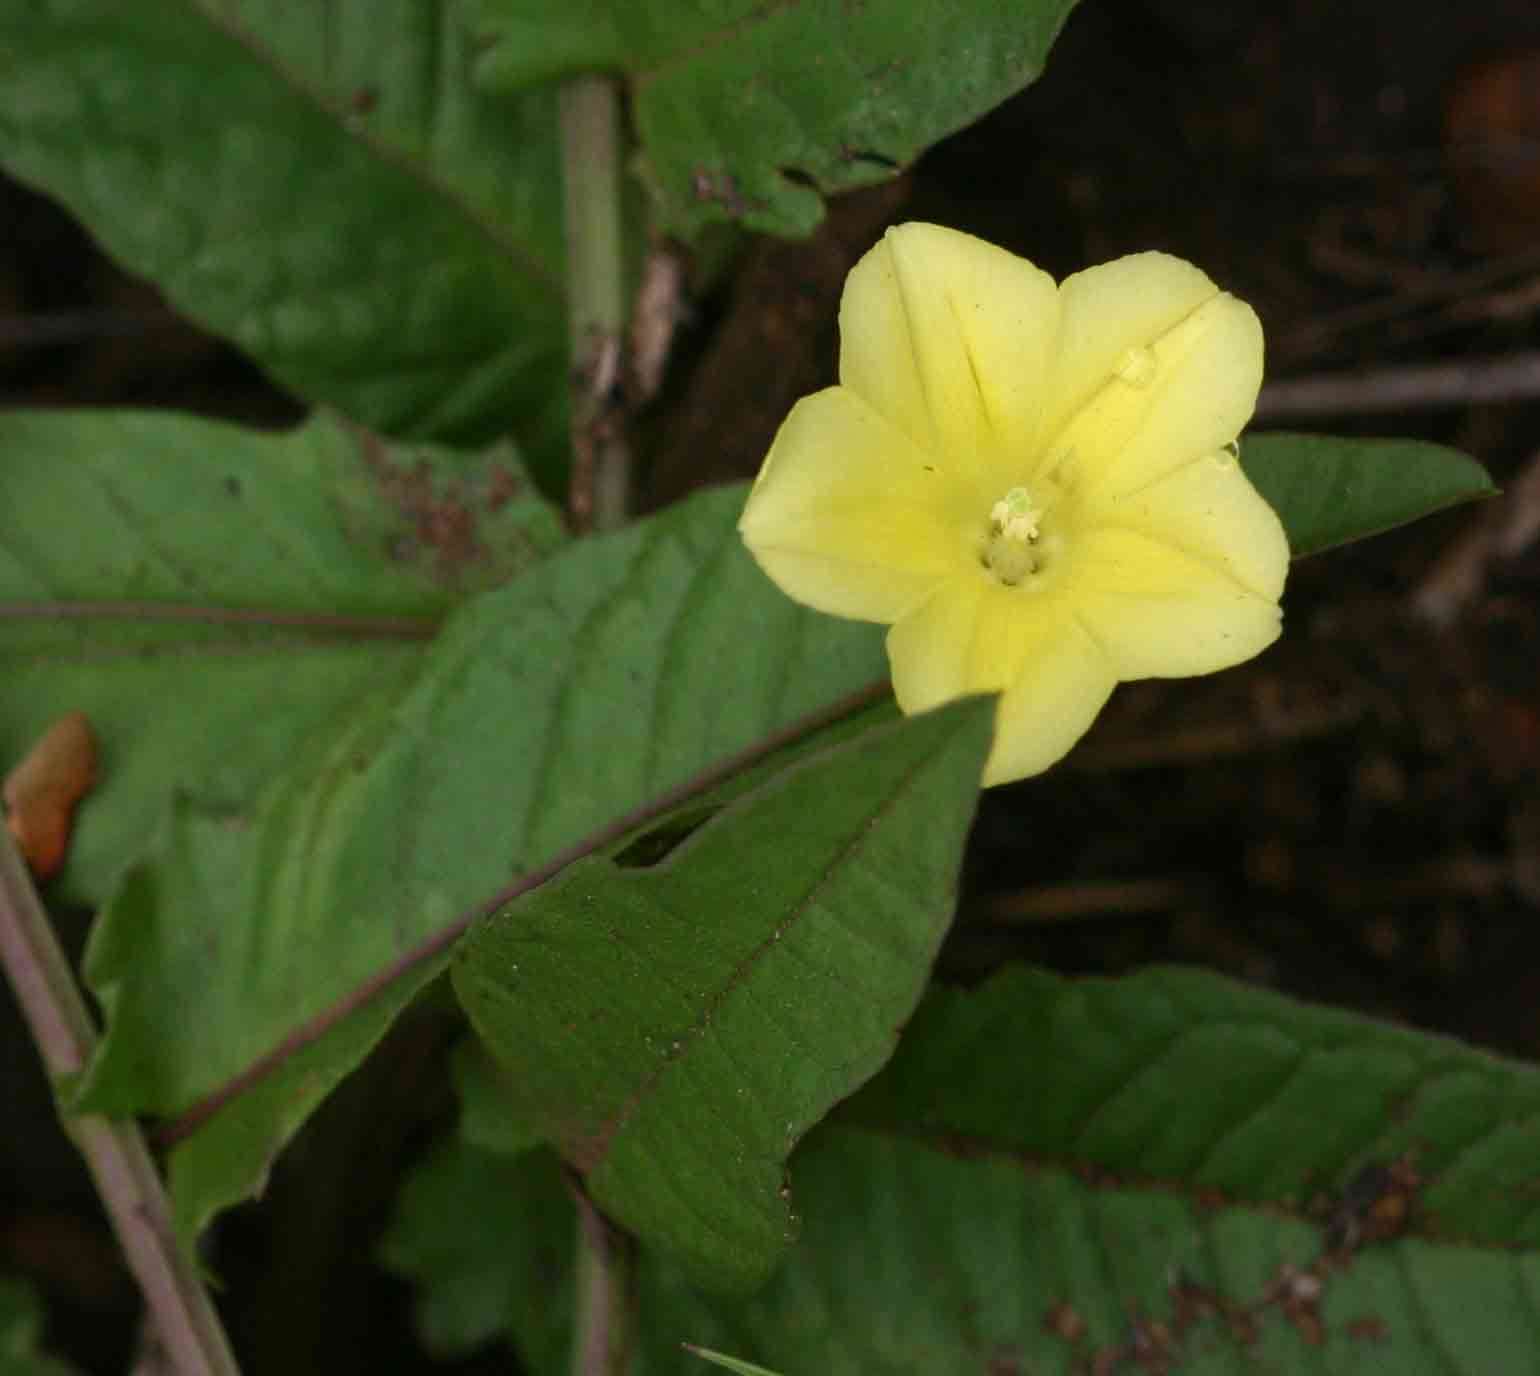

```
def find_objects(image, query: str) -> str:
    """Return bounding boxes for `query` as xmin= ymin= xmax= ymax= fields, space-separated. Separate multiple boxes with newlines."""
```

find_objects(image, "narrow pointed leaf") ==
xmin=466 ymin=0 xmax=1080 ymax=237
xmin=0 ymin=408 xmax=562 ymax=904
xmin=72 ymin=483 xmax=887 ymax=1241
xmin=453 ymin=699 xmax=991 ymax=1290
xmin=684 ymin=1347 xmax=784 ymax=1376
xmin=0 ymin=3 xmax=570 ymax=453
xmin=1241 ymin=433 xmax=1495 ymax=558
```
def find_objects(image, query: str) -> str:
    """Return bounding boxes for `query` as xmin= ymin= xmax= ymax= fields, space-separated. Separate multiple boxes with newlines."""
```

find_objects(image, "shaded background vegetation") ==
xmin=5 ymin=0 xmax=1540 ymax=1369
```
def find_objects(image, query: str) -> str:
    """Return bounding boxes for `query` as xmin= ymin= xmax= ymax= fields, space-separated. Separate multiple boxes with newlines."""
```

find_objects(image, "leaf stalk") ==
xmin=560 ymin=74 xmax=630 ymax=532
xmin=570 ymin=1187 xmax=636 ymax=1376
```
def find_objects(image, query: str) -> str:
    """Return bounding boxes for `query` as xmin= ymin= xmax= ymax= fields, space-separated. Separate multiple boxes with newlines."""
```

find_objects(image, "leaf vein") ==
xmin=184 ymin=0 xmax=559 ymax=293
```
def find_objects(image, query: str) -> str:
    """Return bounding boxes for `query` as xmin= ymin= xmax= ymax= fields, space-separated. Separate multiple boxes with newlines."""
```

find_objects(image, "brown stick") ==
xmin=1256 ymin=351 xmax=1540 ymax=420
xmin=0 ymin=827 xmax=241 ymax=1375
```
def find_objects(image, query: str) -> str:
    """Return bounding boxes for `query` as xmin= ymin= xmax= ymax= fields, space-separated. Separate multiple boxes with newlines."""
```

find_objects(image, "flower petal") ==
xmin=886 ymin=580 xmax=1116 ymax=785
xmin=986 ymin=615 xmax=1116 ymax=785
xmin=886 ymin=576 xmax=1030 ymax=713
xmin=1036 ymin=251 xmax=1223 ymax=446
xmin=738 ymin=387 xmax=976 ymax=622
xmin=1083 ymin=448 xmax=1290 ymax=602
xmin=1067 ymin=526 xmax=1282 ymax=679
xmin=839 ymin=223 xmax=1060 ymax=487
xmin=1036 ymin=259 xmax=1263 ymax=501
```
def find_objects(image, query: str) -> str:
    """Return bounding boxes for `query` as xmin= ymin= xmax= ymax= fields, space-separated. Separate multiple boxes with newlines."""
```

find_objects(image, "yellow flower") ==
xmin=738 ymin=223 xmax=1288 ymax=786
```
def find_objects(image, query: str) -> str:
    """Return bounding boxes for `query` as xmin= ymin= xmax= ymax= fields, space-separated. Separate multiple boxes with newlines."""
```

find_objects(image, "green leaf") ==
xmin=465 ymin=0 xmax=1080 ymax=237
xmin=388 ymin=1117 xmax=1540 ymax=1375
xmin=377 ymin=1141 xmax=574 ymax=1364
xmin=684 ymin=1347 xmax=785 ymax=1376
xmin=0 ymin=408 xmax=563 ymax=905
xmin=0 ymin=1274 xmax=78 ymax=1375
xmin=72 ymin=483 xmax=887 ymax=1242
xmin=453 ymin=1038 xmax=544 ymax=1159
xmin=453 ymin=698 xmax=991 ymax=1290
xmin=0 ymin=410 xmax=560 ymax=895
xmin=846 ymin=964 xmax=1540 ymax=1245
xmin=666 ymin=1129 xmax=1540 ymax=1376
xmin=0 ymin=4 xmax=571 ymax=454
xmin=1241 ymin=433 xmax=1496 ymax=558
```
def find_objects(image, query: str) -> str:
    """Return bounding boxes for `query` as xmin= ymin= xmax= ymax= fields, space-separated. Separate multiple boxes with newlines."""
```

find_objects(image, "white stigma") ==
xmin=990 ymin=486 xmax=1042 ymax=543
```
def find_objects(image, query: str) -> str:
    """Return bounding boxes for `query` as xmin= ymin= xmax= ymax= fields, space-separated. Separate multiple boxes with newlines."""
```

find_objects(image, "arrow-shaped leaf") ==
xmin=453 ymin=699 xmax=991 ymax=1290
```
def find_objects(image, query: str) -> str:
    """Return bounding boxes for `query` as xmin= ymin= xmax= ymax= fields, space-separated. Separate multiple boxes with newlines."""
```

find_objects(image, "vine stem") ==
xmin=570 ymin=1186 xmax=636 ymax=1376
xmin=560 ymin=73 xmax=630 ymax=533
xmin=0 ymin=827 xmax=241 ymax=1375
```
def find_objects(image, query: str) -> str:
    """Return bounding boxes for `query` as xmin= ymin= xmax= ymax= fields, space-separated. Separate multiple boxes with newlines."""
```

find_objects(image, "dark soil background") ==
xmin=5 ymin=0 xmax=1540 ymax=1371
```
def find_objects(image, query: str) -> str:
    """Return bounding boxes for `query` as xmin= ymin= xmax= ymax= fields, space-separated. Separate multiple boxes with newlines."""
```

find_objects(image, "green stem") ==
xmin=559 ymin=73 xmax=630 ymax=532
xmin=0 ymin=828 xmax=242 ymax=1376
xmin=569 ymin=1189 xmax=635 ymax=1376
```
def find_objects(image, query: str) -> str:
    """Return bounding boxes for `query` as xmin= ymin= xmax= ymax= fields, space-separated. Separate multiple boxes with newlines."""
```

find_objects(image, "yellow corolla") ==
xmin=738 ymin=223 xmax=1288 ymax=786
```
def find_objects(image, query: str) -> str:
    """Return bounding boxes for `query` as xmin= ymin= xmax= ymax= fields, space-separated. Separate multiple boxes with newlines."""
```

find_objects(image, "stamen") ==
xmin=989 ymin=486 xmax=1042 ymax=543
xmin=984 ymin=485 xmax=1046 ymax=586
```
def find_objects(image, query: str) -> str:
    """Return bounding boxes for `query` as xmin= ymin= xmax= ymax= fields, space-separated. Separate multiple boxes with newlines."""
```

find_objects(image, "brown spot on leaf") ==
xmin=1226 ymin=1309 xmax=1259 ymax=1348
xmin=690 ymin=166 xmax=752 ymax=218
xmin=4 ymin=712 xmax=99 ymax=879
xmin=1346 ymin=1315 xmax=1389 ymax=1342
xmin=1191 ymin=1186 xmax=1228 ymax=1214
xmin=1128 ymin=1315 xmax=1174 ymax=1373
xmin=356 ymin=429 xmax=487 ymax=581
xmin=1327 ymin=1155 xmax=1423 ymax=1253
xmin=484 ymin=462 xmax=523 ymax=512
xmin=1272 ymin=1264 xmax=1325 ymax=1346
xmin=1043 ymin=1300 xmax=1086 ymax=1343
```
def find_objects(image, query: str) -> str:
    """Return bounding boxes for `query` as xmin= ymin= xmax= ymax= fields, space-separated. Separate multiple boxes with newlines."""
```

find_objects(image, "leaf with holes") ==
xmin=72 ymin=483 xmax=890 ymax=1243
xmin=0 ymin=407 xmax=563 ymax=906
xmin=465 ymin=0 xmax=1080 ymax=237
xmin=1241 ymin=433 xmax=1495 ymax=558
xmin=0 ymin=3 xmax=577 ymax=460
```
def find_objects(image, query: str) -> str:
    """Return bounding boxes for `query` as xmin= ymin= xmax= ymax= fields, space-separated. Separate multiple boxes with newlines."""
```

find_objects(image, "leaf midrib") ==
xmin=186 ymin=0 xmax=561 ymax=294
xmin=862 ymin=1125 xmax=1540 ymax=1257
xmin=0 ymin=601 xmax=437 ymax=641
xmin=583 ymin=712 xmax=960 ymax=1169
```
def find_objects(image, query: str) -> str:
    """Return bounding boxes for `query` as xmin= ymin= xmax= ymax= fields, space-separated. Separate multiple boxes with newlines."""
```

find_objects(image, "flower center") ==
xmin=983 ymin=485 xmax=1046 ymax=586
